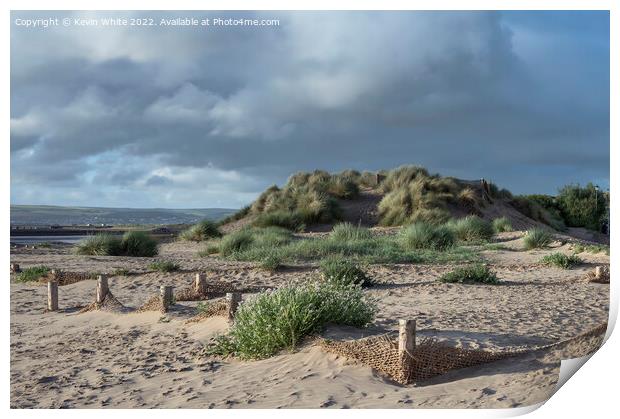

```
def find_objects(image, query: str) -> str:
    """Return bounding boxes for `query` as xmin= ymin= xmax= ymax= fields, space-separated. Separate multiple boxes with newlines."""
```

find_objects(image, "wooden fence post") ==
xmin=96 ymin=275 xmax=109 ymax=304
xmin=398 ymin=319 xmax=416 ymax=382
xmin=398 ymin=319 xmax=416 ymax=356
xmin=48 ymin=281 xmax=59 ymax=311
xmin=226 ymin=292 xmax=241 ymax=323
xmin=195 ymin=273 xmax=207 ymax=294
xmin=160 ymin=286 xmax=174 ymax=310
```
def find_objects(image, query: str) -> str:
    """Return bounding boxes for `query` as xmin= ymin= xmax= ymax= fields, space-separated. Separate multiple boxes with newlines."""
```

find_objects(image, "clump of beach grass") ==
xmin=492 ymin=216 xmax=513 ymax=233
xmin=259 ymin=253 xmax=283 ymax=272
xmin=219 ymin=227 xmax=292 ymax=257
xmin=74 ymin=234 xmax=122 ymax=256
xmin=121 ymin=231 xmax=158 ymax=257
xmin=149 ymin=260 xmax=180 ymax=272
xmin=448 ymin=216 xmax=494 ymax=242
xmin=319 ymin=256 xmax=372 ymax=287
xmin=75 ymin=231 xmax=159 ymax=257
xmin=439 ymin=264 xmax=499 ymax=284
xmin=15 ymin=265 xmax=51 ymax=283
xmin=207 ymin=279 xmax=376 ymax=359
xmin=179 ymin=220 xmax=222 ymax=241
xmin=329 ymin=222 xmax=373 ymax=242
xmin=400 ymin=222 xmax=455 ymax=250
xmin=540 ymin=253 xmax=583 ymax=269
xmin=523 ymin=228 xmax=553 ymax=250
xmin=252 ymin=211 xmax=304 ymax=231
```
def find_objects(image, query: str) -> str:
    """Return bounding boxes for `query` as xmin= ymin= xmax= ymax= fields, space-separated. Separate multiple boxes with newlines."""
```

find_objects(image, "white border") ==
xmin=3 ymin=2 xmax=616 ymax=418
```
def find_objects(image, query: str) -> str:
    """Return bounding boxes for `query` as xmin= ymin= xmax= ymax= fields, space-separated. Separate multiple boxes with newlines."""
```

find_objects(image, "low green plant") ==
xmin=179 ymin=220 xmax=222 ymax=241
xmin=74 ymin=234 xmax=122 ymax=256
xmin=121 ymin=231 xmax=158 ymax=257
xmin=572 ymin=243 xmax=609 ymax=256
xmin=492 ymin=217 xmax=513 ymax=233
xmin=523 ymin=228 xmax=553 ymax=250
xmin=149 ymin=260 xmax=180 ymax=272
xmin=37 ymin=242 xmax=52 ymax=248
xmin=207 ymin=280 xmax=376 ymax=359
xmin=219 ymin=230 xmax=256 ymax=256
xmin=400 ymin=222 xmax=455 ymax=250
xmin=448 ymin=216 xmax=494 ymax=242
xmin=259 ymin=253 xmax=283 ymax=272
xmin=15 ymin=265 xmax=51 ymax=283
xmin=439 ymin=264 xmax=499 ymax=284
xmin=540 ymin=252 xmax=583 ymax=269
xmin=319 ymin=256 xmax=372 ymax=287
xmin=252 ymin=211 xmax=304 ymax=231
xmin=198 ymin=240 xmax=221 ymax=257
xmin=219 ymin=228 xmax=292 ymax=257
xmin=329 ymin=223 xmax=373 ymax=242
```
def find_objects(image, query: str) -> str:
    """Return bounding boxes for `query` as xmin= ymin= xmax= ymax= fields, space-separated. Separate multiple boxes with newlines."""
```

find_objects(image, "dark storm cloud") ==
xmin=10 ymin=11 xmax=609 ymax=208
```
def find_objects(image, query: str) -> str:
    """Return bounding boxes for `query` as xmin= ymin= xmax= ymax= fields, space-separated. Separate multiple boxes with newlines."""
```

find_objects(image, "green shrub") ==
xmin=252 ymin=211 xmax=303 ymax=231
xmin=16 ymin=265 xmax=50 ymax=283
xmin=219 ymin=230 xmax=255 ymax=256
xmin=523 ymin=228 xmax=553 ymax=250
xmin=540 ymin=253 xmax=583 ymax=269
xmin=400 ymin=222 xmax=455 ymax=250
xmin=120 ymin=231 xmax=158 ymax=257
xmin=179 ymin=220 xmax=222 ymax=241
xmin=149 ymin=260 xmax=180 ymax=272
xmin=259 ymin=253 xmax=283 ymax=272
xmin=74 ymin=234 xmax=122 ymax=256
xmin=319 ymin=256 xmax=372 ymax=287
xmin=556 ymin=183 xmax=607 ymax=230
xmin=439 ymin=264 xmax=499 ymax=284
xmin=329 ymin=223 xmax=373 ymax=242
xmin=207 ymin=280 xmax=376 ymax=359
xmin=492 ymin=217 xmax=513 ymax=233
xmin=448 ymin=216 xmax=494 ymax=242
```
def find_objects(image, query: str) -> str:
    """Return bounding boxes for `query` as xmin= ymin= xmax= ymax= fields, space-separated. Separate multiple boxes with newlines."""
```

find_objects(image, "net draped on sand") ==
xmin=320 ymin=322 xmax=608 ymax=385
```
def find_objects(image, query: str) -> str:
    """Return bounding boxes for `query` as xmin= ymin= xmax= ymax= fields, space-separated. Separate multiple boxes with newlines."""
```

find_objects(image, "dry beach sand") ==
xmin=10 ymin=232 xmax=609 ymax=408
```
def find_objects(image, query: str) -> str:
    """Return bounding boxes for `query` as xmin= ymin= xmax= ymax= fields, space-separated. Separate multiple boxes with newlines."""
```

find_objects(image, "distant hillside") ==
xmin=10 ymin=205 xmax=237 ymax=226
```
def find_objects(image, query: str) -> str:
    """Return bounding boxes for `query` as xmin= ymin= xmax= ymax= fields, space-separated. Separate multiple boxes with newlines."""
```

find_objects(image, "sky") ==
xmin=10 ymin=11 xmax=610 ymax=209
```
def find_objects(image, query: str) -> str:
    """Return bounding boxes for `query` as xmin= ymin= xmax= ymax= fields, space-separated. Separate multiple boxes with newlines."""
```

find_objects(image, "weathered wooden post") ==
xmin=398 ymin=319 xmax=416 ymax=356
xmin=398 ymin=319 xmax=416 ymax=382
xmin=10 ymin=263 xmax=20 ymax=273
xmin=595 ymin=266 xmax=603 ymax=280
xmin=160 ymin=286 xmax=174 ymax=311
xmin=226 ymin=292 xmax=241 ymax=323
xmin=195 ymin=273 xmax=207 ymax=294
xmin=47 ymin=281 xmax=59 ymax=311
xmin=376 ymin=173 xmax=386 ymax=186
xmin=96 ymin=275 xmax=109 ymax=304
